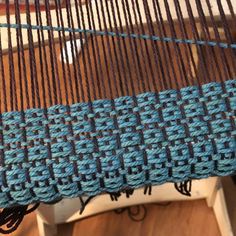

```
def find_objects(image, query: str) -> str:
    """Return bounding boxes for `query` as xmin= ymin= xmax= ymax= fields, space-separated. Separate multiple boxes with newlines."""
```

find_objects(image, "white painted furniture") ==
xmin=36 ymin=177 xmax=234 ymax=236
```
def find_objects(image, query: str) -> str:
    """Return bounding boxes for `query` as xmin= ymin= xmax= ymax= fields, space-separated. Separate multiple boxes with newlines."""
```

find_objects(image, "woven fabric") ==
xmin=0 ymin=80 xmax=235 ymax=208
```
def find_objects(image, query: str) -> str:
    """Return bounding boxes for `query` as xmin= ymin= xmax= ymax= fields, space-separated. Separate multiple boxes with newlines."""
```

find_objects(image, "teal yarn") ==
xmin=0 ymin=80 xmax=235 ymax=208
xmin=0 ymin=23 xmax=236 ymax=49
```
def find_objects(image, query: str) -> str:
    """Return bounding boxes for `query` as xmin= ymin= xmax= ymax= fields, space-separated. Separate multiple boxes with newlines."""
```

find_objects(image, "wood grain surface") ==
xmin=1 ymin=22 xmax=235 ymax=113
xmin=11 ymin=200 xmax=220 ymax=236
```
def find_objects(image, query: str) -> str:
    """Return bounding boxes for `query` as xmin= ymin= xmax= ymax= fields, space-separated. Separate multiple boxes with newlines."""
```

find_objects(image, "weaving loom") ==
xmin=0 ymin=0 xmax=235 ymax=233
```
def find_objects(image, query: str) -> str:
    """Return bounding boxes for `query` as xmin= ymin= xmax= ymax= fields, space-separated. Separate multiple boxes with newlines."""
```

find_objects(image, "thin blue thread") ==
xmin=1 ymin=23 xmax=236 ymax=49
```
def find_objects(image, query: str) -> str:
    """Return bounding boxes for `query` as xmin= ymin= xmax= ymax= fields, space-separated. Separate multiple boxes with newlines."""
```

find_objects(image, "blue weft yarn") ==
xmin=1 ymin=23 xmax=236 ymax=49
xmin=0 ymin=79 xmax=235 ymax=209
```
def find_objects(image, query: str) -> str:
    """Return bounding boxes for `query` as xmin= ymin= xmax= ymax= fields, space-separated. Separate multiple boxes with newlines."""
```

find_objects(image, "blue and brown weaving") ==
xmin=0 ymin=79 xmax=235 ymax=209
xmin=0 ymin=0 xmax=235 ymax=234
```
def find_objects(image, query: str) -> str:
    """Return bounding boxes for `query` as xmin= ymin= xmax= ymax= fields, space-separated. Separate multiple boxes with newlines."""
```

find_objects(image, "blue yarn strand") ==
xmin=0 ymin=23 xmax=236 ymax=49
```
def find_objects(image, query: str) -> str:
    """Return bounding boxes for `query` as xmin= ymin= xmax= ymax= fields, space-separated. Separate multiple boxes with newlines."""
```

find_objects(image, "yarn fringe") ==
xmin=0 ymin=182 xmax=191 ymax=234
xmin=0 ymin=204 xmax=39 ymax=234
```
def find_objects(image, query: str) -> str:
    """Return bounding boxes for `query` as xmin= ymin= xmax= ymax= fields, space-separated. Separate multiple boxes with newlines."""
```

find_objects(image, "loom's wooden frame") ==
xmin=0 ymin=0 xmax=235 ymax=51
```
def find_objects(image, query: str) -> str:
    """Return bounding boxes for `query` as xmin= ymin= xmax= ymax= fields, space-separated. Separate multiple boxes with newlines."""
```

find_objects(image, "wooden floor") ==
xmin=222 ymin=177 xmax=236 ymax=235
xmin=11 ymin=200 xmax=220 ymax=236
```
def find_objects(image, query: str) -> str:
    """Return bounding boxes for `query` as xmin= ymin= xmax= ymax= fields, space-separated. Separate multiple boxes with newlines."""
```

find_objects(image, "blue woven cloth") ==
xmin=0 ymin=80 xmax=235 ymax=208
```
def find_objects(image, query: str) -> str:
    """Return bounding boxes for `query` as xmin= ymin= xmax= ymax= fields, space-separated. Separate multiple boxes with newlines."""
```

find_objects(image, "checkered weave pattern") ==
xmin=0 ymin=80 xmax=235 ymax=208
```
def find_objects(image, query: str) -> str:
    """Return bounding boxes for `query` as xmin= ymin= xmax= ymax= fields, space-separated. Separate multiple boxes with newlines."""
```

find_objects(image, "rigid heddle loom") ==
xmin=0 ymin=0 xmax=235 ymax=233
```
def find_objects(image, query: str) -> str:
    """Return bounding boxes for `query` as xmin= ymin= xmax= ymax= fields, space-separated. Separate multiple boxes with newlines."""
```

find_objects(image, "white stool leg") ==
xmin=206 ymin=178 xmax=219 ymax=208
xmin=213 ymin=182 xmax=234 ymax=236
xmin=36 ymin=214 xmax=58 ymax=236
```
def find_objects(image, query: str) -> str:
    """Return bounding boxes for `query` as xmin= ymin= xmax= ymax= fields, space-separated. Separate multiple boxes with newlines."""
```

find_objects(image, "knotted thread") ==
xmin=0 ymin=204 xmax=39 ymax=234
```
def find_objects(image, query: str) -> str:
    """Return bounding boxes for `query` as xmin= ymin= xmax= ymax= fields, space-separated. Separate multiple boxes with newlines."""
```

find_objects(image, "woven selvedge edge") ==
xmin=0 ymin=80 xmax=235 ymax=208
